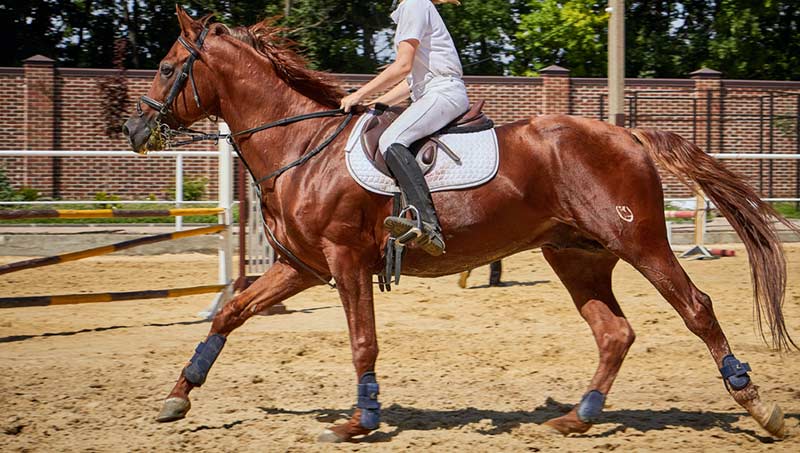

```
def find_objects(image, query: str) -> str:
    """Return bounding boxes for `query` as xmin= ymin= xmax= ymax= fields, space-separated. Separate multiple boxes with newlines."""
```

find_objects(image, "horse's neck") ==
xmin=215 ymin=65 xmax=331 ymax=176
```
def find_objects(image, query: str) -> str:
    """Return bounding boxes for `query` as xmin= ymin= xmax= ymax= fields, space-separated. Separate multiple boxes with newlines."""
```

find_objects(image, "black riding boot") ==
xmin=383 ymin=143 xmax=445 ymax=256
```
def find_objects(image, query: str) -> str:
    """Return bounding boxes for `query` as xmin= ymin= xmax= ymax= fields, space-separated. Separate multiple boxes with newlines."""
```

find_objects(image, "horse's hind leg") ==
xmin=541 ymin=246 xmax=635 ymax=434
xmin=626 ymin=241 xmax=785 ymax=437
xmin=156 ymin=261 xmax=318 ymax=422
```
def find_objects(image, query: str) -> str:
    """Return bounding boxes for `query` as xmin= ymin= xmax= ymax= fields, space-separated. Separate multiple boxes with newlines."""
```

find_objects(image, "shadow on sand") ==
xmin=258 ymin=398 xmax=795 ymax=443
xmin=469 ymin=280 xmax=550 ymax=289
xmin=0 ymin=305 xmax=338 ymax=344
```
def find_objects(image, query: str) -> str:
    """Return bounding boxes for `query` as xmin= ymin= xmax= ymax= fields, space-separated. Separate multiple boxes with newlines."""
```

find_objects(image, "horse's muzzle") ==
xmin=123 ymin=116 xmax=153 ymax=155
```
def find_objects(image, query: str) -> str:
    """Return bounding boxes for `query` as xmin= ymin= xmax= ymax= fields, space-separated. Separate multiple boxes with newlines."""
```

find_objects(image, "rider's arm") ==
xmin=340 ymin=40 xmax=418 ymax=112
xmin=372 ymin=80 xmax=411 ymax=106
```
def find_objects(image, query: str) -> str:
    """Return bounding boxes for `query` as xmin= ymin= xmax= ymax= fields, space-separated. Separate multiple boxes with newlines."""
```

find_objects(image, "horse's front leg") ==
xmin=319 ymin=247 xmax=380 ymax=442
xmin=156 ymin=261 xmax=318 ymax=422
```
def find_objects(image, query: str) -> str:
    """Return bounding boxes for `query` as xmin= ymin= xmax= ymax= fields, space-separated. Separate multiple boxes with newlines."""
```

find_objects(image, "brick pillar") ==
xmin=691 ymin=67 xmax=723 ymax=153
xmin=24 ymin=55 xmax=56 ymax=198
xmin=540 ymin=65 xmax=571 ymax=115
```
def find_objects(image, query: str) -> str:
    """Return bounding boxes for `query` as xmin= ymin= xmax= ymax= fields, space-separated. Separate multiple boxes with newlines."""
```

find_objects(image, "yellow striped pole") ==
xmin=0 ymin=225 xmax=226 ymax=276
xmin=0 ymin=208 xmax=223 ymax=220
xmin=0 ymin=285 xmax=226 ymax=309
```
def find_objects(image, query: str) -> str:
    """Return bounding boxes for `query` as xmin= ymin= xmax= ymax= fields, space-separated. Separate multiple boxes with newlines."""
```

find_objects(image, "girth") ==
xmin=359 ymin=100 xmax=494 ymax=177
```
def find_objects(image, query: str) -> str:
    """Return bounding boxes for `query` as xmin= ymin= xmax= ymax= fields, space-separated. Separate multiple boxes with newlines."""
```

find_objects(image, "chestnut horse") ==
xmin=124 ymin=8 xmax=796 ymax=442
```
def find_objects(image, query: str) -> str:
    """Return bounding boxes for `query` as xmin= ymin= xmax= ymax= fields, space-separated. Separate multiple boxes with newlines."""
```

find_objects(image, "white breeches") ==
xmin=378 ymin=76 xmax=470 ymax=155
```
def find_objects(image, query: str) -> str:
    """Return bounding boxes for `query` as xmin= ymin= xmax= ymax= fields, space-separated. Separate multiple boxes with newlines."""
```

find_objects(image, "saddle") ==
xmin=359 ymin=100 xmax=494 ymax=177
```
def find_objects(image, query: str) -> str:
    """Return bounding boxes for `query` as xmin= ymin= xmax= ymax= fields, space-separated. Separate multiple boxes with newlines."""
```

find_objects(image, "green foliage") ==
xmin=183 ymin=177 xmax=209 ymax=201
xmin=93 ymin=191 xmax=122 ymax=209
xmin=15 ymin=187 xmax=41 ymax=201
xmin=512 ymin=0 xmax=609 ymax=76
xmin=0 ymin=168 xmax=40 ymax=201
xmin=3 ymin=1 xmax=800 ymax=79
xmin=167 ymin=176 xmax=209 ymax=202
xmin=439 ymin=0 xmax=519 ymax=75
xmin=0 ymin=168 xmax=14 ymax=200
xmin=773 ymin=202 xmax=800 ymax=219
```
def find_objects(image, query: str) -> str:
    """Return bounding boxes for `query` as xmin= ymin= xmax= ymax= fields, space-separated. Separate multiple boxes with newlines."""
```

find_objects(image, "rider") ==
xmin=340 ymin=0 xmax=469 ymax=256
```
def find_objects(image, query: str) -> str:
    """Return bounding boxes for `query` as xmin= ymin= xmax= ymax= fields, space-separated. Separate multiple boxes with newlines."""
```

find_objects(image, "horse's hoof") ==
xmin=542 ymin=415 xmax=592 ymax=435
xmin=317 ymin=429 xmax=346 ymax=443
xmin=539 ymin=421 xmax=569 ymax=436
xmin=156 ymin=397 xmax=191 ymax=423
xmin=757 ymin=403 xmax=785 ymax=438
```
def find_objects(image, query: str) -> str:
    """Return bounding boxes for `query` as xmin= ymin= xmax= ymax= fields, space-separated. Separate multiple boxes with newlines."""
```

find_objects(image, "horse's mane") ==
xmin=214 ymin=19 xmax=345 ymax=108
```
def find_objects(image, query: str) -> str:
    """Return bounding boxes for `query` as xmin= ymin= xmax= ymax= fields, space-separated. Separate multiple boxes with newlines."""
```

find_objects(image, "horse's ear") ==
xmin=175 ymin=5 xmax=200 ymax=39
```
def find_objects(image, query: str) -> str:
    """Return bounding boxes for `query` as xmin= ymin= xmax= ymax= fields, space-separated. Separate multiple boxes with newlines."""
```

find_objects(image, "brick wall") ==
xmin=0 ymin=58 xmax=798 ymax=201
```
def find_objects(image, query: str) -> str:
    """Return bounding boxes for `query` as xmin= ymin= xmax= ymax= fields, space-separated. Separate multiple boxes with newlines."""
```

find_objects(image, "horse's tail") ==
xmin=630 ymin=128 xmax=799 ymax=351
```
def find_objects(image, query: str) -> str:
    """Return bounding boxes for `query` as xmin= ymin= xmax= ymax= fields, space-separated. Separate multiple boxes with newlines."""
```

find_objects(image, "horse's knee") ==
xmin=601 ymin=320 xmax=636 ymax=357
xmin=620 ymin=322 xmax=636 ymax=350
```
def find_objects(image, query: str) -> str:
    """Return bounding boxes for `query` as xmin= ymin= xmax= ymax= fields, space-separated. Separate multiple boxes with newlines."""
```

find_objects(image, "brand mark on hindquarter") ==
xmin=616 ymin=206 xmax=634 ymax=223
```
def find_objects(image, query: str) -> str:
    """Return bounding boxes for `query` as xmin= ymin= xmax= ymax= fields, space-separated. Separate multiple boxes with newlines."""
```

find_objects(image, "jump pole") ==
xmin=0 ymin=208 xmax=223 ymax=220
xmin=0 ymin=224 xmax=225 ymax=276
xmin=0 ymin=285 xmax=226 ymax=309
xmin=199 ymin=123 xmax=235 ymax=319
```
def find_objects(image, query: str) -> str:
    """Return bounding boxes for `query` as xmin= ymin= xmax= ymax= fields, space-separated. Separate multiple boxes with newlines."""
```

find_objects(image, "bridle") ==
xmin=137 ymin=28 xmax=211 ymax=128
xmin=134 ymin=25 xmax=355 ymax=288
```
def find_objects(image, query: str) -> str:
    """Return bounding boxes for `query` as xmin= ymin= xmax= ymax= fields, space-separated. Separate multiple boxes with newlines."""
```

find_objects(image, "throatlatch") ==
xmin=183 ymin=334 xmax=226 ymax=386
xmin=576 ymin=390 xmax=606 ymax=423
xmin=719 ymin=354 xmax=751 ymax=390
xmin=357 ymin=372 xmax=381 ymax=430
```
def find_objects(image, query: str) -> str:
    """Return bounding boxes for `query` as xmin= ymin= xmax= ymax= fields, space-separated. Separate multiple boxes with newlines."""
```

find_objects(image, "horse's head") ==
xmin=123 ymin=6 xmax=221 ymax=154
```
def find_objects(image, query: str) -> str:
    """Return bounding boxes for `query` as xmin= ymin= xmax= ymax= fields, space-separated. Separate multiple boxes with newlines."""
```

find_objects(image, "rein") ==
xmin=138 ymin=26 xmax=354 ymax=289
xmin=179 ymin=110 xmax=354 ymax=290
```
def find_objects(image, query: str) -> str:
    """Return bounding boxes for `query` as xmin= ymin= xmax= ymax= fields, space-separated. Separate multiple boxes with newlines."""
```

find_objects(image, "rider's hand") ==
xmin=340 ymin=92 xmax=363 ymax=113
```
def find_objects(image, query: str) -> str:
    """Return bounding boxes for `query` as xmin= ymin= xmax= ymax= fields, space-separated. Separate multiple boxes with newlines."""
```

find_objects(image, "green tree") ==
xmin=626 ymin=1 xmax=685 ymax=77
xmin=0 ymin=0 xmax=63 ymax=65
xmin=708 ymin=0 xmax=800 ymax=79
xmin=511 ymin=0 xmax=609 ymax=76
xmin=438 ymin=0 xmax=520 ymax=75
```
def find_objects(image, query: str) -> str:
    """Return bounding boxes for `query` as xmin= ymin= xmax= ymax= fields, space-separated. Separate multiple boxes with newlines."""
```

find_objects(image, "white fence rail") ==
xmin=0 ymin=125 xmax=236 ymax=318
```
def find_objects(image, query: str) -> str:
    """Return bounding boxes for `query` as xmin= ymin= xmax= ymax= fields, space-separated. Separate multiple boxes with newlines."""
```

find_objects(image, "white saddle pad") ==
xmin=344 ymin=111 xmax=499 ymax=195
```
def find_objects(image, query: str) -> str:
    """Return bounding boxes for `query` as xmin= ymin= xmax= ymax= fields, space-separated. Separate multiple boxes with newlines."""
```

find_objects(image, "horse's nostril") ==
xmin=122 ymin=124 xmax=130 ymax=136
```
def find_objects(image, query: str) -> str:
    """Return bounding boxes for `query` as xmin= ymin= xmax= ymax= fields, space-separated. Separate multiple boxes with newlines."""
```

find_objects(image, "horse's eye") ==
xmin=160 ymin=63 xmax=174 ymax=77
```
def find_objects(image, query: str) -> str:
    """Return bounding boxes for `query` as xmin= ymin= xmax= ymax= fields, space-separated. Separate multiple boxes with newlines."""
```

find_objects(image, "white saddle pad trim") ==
xmin=344 ymin=112 xmax=499 ymax=196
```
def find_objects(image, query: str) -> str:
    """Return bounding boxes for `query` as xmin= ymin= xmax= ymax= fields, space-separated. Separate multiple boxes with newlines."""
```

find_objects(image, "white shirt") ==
xmin=391 ymin=0 xmax=463 ymax=100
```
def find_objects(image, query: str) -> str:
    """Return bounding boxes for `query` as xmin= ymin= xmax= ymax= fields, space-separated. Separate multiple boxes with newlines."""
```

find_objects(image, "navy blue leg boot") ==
xmin=357 ymin=372 xmax=381 ymax=430
xmin=183 ymin=334 xmax=227 ymax=386
xmin=719 ymin=354 xmax=751 ymax=390
xmin=576 ymin=390 xmax=606 ymax=424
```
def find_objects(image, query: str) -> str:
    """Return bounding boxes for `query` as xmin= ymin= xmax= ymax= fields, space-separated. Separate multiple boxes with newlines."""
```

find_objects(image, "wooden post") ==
xmin=680 ymin=191 xmax=715 ymax=259
xmin=607 ymin=0 xmax=625 ymax=126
